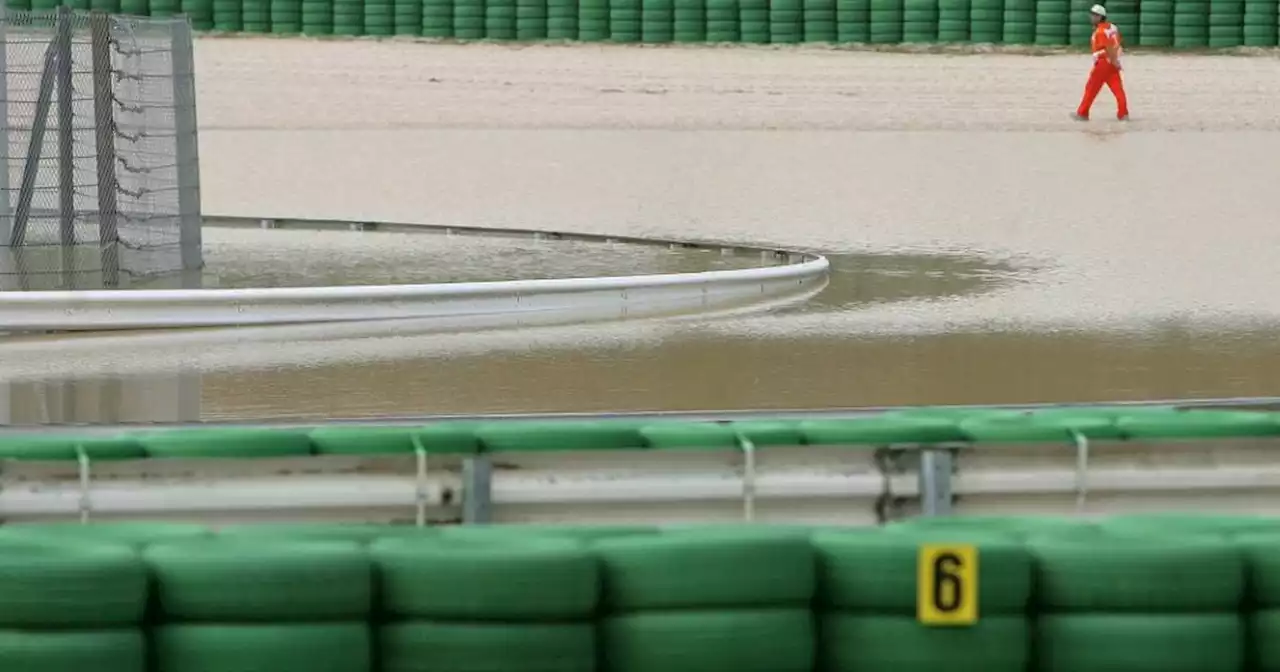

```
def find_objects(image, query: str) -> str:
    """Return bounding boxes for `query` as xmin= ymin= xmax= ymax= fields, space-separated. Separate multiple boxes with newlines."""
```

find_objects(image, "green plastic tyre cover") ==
xmin=153 ymin=623 xmax=371 ymax=672
xmin=138 ymin=429 xmax=313 ymax=459
xmin=960 ymin=411 xmax=1121 ymax=442
xmin=0 ymin=538 xmax=147 ymax=627
xmin=1234 ymin=533 xmax=1280 ymax=607
xmin=1117 ymin=410 xmax=1280 ymax=440
xmin=1250 ymin=609 xmax=1280 ymax=671
xmin=379 ymin=621 xmax=594 ymax=672
xmin=813 ymin=528 xmax=1031 ymax=613
xmin=0 ymin=434 xmax=145 ymax=461
xmin=820 ymin=614 xmax=1028 ymax=672
xmin=309 ymin=424 xmax=480 ymax=456
xmin=1099 ymin=513 xmax=1280 ymax=538
xmin=0 ymin=629 xmax=145 ymax=672
xmin=1036 ymin=613 xmax=1243 ymax=672
xmin=1027 ymin=529 xmax=1244 ymax=611
xmin=800 ymin=416 xmax=964 ymax=445
xmin=144 ymin=540 xmax=372 ymax=621
xmin=371 ymin=535 xmax=598 ymax=620
xmin=0 ymin=521 xmax=211 ymax=547
xmin=602 ymin=609 xmax=813 ymax=672
xmin=476 ymin=421 xmax=645 ymax=452
xmin=593 ymin=527 xmax=814 ymax=610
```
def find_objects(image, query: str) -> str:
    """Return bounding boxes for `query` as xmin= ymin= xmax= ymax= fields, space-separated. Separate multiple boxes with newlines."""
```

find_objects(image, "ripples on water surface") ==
xmin=3 ymin=42 xmax=1280 ymax=423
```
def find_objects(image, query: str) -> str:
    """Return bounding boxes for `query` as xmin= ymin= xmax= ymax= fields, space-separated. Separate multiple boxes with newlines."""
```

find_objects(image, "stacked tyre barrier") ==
xmin=2 ymin=404 xmax=1280 ymax=461
xmin=6 ymin=0 xmax=1280 ymax=45
xmin=10 ymin=514 xmax=1280 ymax=670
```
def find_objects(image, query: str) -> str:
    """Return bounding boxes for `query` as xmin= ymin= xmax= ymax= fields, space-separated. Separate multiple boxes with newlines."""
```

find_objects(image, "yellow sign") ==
xmin=916 ymin=544 xmax=978 ymax=626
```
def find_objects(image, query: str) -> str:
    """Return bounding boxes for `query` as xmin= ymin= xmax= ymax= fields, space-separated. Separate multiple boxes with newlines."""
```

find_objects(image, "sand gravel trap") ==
xmin=195 ymin=38 xmax=1280 ymax=131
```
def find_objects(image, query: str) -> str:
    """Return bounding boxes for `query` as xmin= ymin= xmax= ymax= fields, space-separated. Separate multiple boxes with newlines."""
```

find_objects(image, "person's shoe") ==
xmin=1117 ymin=113 xmax=1130 ymax=121
xmin=1071 ymin=113 xmax=1089 ymax=121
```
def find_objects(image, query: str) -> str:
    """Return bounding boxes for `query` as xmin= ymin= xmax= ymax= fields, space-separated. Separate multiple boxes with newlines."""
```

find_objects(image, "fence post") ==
xmin=169 ymin=17 xmax=202 ymax=285
xmin=55 ymin=4 xmax=75 ymax=289
xmin=918 ymin=448 xmax=954 ymax=517
xmin=462 ymin=456 xmax=493 ymax=524
xmin=90 ymin=11 xmax=119 ymax=289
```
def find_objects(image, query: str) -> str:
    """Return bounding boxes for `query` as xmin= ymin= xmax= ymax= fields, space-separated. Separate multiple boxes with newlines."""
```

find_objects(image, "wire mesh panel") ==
xmin=0 ymin=6 xmax=201 ymax=291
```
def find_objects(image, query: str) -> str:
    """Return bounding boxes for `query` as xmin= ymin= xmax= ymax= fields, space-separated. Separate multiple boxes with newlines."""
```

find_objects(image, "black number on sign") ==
xmin=932 ymin=552 xmax=964 ymax=612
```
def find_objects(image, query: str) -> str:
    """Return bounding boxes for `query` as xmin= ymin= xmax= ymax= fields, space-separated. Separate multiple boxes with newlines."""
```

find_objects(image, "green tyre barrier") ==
xmin=216 ymin=522 xmax=412 ymax=544
xmin=0 ymin=538 xmax=147 ymax=628
xmin=1033 ymin=0 xmax=1068 ymax=43
xmin=6 ymin=0 xmax=32 ymax=9
xmin=1242 ymin=0 xmax=1278 ymax=46
xmin=968 ymin=0 xmax=1002 ymax=41
xmin=1099 ymin=513 xmax=1280 ymax=538
xmin=1036 ymin=614 xmax=1243 ymax=672
xmin=804 ymin=0 xmax=837 ymax=40
xmin=1027 ymin=529 xmax=1245 ymax=611
xmin=380 ymin=621 xmax=594 ymax=672
xmin=814 ymin=528 xmax=1032 ymax=613
xmin=372 ymin=536 xmax=597 ymax=620
xmin=477 ymin=420 xmax=645 ymax=453
xmin=673 ymin=0 xmax=706 ymax=40
xmin=154 ymin=623 xmax=371 ymax=672
xmin=181 ymin=0 xmax=214 ymax=28
xmin=1235 ymin=534 xmax=1280 ymax=607
xmin=149 ymin=0 xmax=178 ymax=15
xmin=1173 ymin=0 xmax=1210 ymax=46
xmin=0 ymin=521 xmax=211 ymax=548
xmin=577 ymin=0 xmax=608 ymax=39
xmin=820 ymin=614 xmax=1029 ymax=672
xmin=546 ymin=0 xmax=578 ymax=39
xmin=516 ymin=0 xmax=548 ymax=39
xmin=120 ymin=0 xmax=148 ymax=14
xmin=395 ymin=0 xmax=423 ymax=34
xmin=705 ymin=0 xmax=740 ymax=40
xmin=212 ymin=0 xmax=242 ymax=29
xmin=91 ymin=0 xmax=121 ymax=11
xmin=902 ymin=0 xmax=938 ymax=40
xmin=868 ymin=0 xmax=904 ymax=42
xmin=1139 ymin=0 xmax=1175 ymax=46
xmin=242 ymin=0 xmax=271 ymax=28
xmin=936 ymin=0 xmax=969 ymax=41
xmin=610 ymin=0 xmax=642 ymax=42
xmin=602 ymin=609 xmax=813 ymax=672
xmin=594 ymin=527 xmax=814 ymax=610
xmin=144 ymin=540 xmax=372 ymax=621
xmin=740 ymin=0 xmax=769 ymax=42
xmin=452 ymin=0 xmax=485 ymax=37
xmin=642 ymin=0 xmax=674 ymax=42
xmin=886 ymin=514 xmax=1094 ymax=538
xmin=302 ymin=0 xmax=335 ymax=34
xmin=438 ymin=523 xmax=658 ymax=542
xmin=364 ymin=0 xmax=395 ymax=34
xmin=0 ymin=630 xmax=145 ymax=672
xmin=334 ymin=0 xmax=365 ymax=34
xmin=1251 ymin=610 xmax=1280 ymax=672
xmin=770 ymin=0 xmax=803 ymax=42
xmin=138 ymin=429 xmax=312 ymax=460
xmin=836 ymin=0 xmax=871 ymax=41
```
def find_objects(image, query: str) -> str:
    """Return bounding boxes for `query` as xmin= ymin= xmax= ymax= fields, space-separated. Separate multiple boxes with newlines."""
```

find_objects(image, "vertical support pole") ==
xmin=0 ymin=0 xmax=13 ymax=248
xmin=918 ymin=448 xmax=954 ymax=517
xmin=169 ymin=18 xmax=202 ymax=286
xmin=54 ymin=5 xmax=74 ymax=290
xmin=0 ymin=380 xmax=10 ymax=425
xmin=90 ymin=11 xmax=118 ymax=289
xmin=461 ymin=456 xmax=492 ymax=524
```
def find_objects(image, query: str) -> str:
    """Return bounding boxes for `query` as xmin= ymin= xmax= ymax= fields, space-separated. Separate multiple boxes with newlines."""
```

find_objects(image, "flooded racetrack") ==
xmin=3 ymin=41 xmax=1280 ymax=423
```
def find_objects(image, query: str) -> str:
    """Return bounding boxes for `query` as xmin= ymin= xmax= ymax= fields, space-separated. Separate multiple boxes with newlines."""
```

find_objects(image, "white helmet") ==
xmin=1090 ymin=4 xmax=1107 ymax=16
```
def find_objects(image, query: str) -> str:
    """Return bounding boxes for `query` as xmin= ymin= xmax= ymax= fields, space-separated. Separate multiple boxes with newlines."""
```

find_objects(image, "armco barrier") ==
xmin=5 ymin=404 xmax=1280 ymax=522
xmin=5 ymin=0 xmax=1279 ymax=46
xmin=0 ymin=516 xmax=1277 ymax=671
xmin=0 ymin=217 xmax=829 ymax=332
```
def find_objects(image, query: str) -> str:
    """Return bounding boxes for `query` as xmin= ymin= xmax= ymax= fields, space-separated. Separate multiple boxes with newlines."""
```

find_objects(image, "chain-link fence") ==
xmin=0 ymin=5 xmax=201 ymax=291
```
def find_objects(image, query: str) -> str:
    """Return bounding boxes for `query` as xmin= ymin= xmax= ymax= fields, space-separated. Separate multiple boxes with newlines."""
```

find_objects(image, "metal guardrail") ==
xmin=0 ymin=215 xmax=830 ymax=331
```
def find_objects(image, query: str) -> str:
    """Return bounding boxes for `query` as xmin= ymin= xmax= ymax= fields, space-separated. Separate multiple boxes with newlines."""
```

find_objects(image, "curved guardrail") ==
xmin=0 ymin=216 xmax=830 ymax=332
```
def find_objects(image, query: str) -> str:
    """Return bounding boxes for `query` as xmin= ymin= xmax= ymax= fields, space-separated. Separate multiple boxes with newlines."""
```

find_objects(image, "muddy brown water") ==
xmin=3 ymin=40 xmax=1280 ymax=423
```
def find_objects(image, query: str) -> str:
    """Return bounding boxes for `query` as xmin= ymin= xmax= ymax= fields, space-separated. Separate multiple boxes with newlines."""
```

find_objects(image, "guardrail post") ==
xmin=461 ymin=456 xmax=492 ymax=524
xmin=917 ymin=448 xmax=954 ymax=517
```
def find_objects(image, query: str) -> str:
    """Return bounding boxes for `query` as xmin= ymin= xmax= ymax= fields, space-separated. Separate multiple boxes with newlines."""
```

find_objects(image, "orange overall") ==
xmin=1076 ymin=21 xmax=1129 ymax=119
